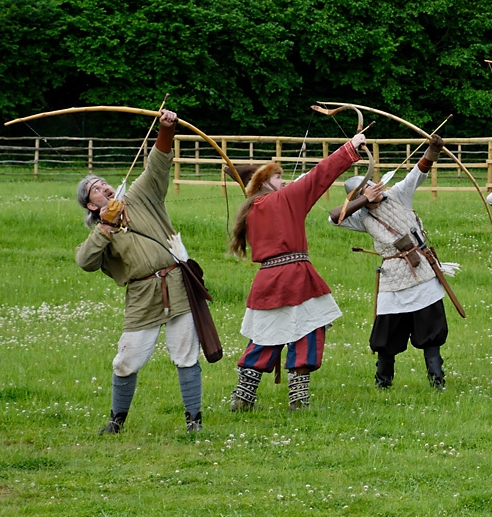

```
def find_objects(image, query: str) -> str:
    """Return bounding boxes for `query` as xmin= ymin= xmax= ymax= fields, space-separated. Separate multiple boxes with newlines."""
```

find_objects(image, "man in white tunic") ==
xmin=329 ymin=135 xmax=448 ymax=389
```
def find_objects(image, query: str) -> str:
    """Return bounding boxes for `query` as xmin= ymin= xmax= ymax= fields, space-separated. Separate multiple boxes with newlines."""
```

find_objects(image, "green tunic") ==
xmin=76 ymin=146 xmax=191 ymax=331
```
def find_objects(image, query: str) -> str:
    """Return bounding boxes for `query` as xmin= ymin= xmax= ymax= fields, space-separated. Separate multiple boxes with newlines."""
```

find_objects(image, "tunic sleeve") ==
xmin=75 ymin=227 xmax=112 ymax=272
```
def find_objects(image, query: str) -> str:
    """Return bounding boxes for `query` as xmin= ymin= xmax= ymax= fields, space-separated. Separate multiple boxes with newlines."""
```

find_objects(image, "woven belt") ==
xmin=131 ymin=264 xmax=178 ymax=314
xmin=260 ymin=252 xmax=310 ymax=269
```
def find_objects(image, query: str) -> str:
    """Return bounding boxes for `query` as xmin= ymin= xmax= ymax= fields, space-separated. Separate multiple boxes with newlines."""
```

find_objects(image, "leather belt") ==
xmin=131 ymin=264 xmax=178 ymax=314
xmin=383 ymin=246 xmax=420 ymax=278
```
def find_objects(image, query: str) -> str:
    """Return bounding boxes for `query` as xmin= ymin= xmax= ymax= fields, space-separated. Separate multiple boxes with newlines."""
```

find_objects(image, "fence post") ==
xmin=431 ymin=164 xmax=438 ymax=200
xmin=457 ymin=143 xmax=462 ymax=180
xmin=195 ymin=140 xmax=200 ymax=177
xmin=372 ymin=141 xmax=380 ymax=182
xmin=143 ymin=140 xmax=148 ymax=168
xmin=174 ymin=138 xmax=181 ymax=195
xmin=88 ymin=139 xmax=93 ymax=174
xmin=34 ymin=138 xmax=39 ymax=178
xmin=322 ymin=141 xmax=329 ymax=157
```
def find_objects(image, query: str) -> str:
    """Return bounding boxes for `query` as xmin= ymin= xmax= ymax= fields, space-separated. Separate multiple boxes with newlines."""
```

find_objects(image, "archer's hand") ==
xmin=160 ymin=109 xmax=178 ymax=127
xmin=351 ymin=133 xmax=366 ymax=150
xmin=100 ymin=199 xmax=125 ymax=224
xmin=363 ymin=182 xmax=385 ymax=203
xmin=424 ymin=134 xmax=444 ymax=162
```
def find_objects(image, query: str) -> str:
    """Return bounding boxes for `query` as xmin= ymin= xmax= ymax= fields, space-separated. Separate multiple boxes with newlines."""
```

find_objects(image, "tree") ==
xmin=2 ymin=0 xmax=492 ymax=138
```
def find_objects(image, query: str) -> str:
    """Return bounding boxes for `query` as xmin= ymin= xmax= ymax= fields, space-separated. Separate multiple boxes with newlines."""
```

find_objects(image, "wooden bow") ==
xmin=317 ymin=101 xmax=492 ymax=226
xmin=311 ymin=103 xmax=375 ymax=223
xmin=4 ymin=105 xmax=247 ymax=196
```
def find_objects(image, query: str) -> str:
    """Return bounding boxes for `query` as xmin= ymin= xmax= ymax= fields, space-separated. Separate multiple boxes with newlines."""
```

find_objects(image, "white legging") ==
xmin=112 ymin=311 xmax=200 ymax=376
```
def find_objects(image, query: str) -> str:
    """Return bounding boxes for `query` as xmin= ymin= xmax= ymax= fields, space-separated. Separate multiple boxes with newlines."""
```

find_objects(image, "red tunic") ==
xmin=246 ymin=143 xmax=359 ymax=310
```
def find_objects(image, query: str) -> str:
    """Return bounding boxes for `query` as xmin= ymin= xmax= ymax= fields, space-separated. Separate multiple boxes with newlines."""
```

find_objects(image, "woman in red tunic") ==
xmin=227 ymin=133 xmax=366 ymax=410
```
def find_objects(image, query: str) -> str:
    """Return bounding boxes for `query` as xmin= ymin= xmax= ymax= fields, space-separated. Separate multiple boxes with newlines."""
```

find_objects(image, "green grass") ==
xmin=0 ymin=177 xmax=491 ymax=516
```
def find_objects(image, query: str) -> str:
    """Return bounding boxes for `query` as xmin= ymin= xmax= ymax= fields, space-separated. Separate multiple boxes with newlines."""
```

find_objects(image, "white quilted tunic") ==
xmin=330 ymin=163 xmax=444 ymax=314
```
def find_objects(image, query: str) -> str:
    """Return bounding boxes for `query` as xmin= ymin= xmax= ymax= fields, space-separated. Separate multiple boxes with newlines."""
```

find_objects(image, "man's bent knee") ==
xmin=113 ymin=356 xmax=137 ymax=377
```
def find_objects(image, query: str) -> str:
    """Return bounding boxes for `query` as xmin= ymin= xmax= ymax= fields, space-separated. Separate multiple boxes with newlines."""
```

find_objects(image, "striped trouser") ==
xmin=237 ymin=326 xmax=325 ymax=373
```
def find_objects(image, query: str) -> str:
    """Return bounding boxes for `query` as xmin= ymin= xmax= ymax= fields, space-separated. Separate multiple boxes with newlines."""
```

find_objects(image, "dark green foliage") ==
xmin=1 ymin=0 xmax=492 ymax=138
xmin=0 ymin=1 xmax=69 ymax=114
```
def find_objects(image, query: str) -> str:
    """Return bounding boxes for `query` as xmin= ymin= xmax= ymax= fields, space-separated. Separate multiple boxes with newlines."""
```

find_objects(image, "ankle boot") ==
xmin=375 ymin=354 xmax=395 ymax=389
xmin=185 ymin=411 xmax=202 ymax=432
xmin=98 ymin=410 xmax=127 ymax=435
xmin=288 ymin=370 xmax=310 ymax=410
xmin=424 ymin=348 xmax=445 ymax=389
xmin=230 ymin=367 xmax=262 ymax=411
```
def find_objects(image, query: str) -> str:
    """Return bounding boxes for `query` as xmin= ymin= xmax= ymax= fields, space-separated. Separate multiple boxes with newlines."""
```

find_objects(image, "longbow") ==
xmin=317 ymin=101 xmax=492 ymax=225
xmin=5 ymin=105 xmax=247 ymax=196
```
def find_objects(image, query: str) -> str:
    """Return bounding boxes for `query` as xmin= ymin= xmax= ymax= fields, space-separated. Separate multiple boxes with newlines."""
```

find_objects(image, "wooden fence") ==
xmin=1 ymin=135 xmax=491 ymax=197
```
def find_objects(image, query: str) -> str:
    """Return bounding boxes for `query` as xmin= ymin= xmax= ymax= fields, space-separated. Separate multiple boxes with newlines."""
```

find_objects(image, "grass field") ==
xmin=0 ymin=175 xmax=491 ymax=517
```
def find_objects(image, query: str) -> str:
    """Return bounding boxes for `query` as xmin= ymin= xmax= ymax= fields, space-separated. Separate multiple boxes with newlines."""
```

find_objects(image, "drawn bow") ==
xmin=316 ymin=101 xmax=492 ymax=226
xmin=4 ymin=105 xmax=247 ymax=197
xmin=311 ymin=103 xmax=375 ymax=223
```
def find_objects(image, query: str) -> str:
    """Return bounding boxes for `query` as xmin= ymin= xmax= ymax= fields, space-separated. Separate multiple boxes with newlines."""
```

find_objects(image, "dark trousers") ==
xmin=371 ymin=300 xmax=447 ymax=387
xmin=370 ymin=299 xmax=448 ymax=355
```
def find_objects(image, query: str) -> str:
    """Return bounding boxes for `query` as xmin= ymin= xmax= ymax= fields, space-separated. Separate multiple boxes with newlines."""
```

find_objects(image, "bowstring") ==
xmin=20 ymin=115 xmax=267 ymax=242
xmin=21 ymin=113 xmax=236 ymax=204
xmin=24 ymin=121 xmax=76 ymax=168
xmin=331 ymin=115 xmax=349 ymax=139
xmin=288 ymin=110 xmax=351 ymax=211
xmin=313 ymin=112 xmax=350 ymax=213
xmin=291 ymin=110 xmax=314 ymax=179
xmin=121 ymin=94 xmax=170 ymax=188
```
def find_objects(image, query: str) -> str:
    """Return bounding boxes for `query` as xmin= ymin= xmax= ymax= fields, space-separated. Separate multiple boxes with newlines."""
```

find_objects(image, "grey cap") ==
xmin=344 ymin=176 xmax=375 ymax=197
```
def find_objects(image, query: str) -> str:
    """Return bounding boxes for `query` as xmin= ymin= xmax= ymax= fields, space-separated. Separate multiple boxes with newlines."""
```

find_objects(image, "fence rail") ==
xmin=1 ymin=135 xmax=491 ymax=197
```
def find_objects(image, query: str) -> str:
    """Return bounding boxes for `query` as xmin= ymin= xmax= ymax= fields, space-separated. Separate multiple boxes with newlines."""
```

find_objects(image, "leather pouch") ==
xmin=393 ymin=233 xmax=420 ymax=268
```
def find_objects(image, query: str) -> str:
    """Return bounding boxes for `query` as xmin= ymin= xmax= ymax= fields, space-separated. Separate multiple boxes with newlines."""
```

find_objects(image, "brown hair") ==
xmin=230 ymin=187 xmax=278 ymax=257
xmin=246 ymin=163 xmax=282 ymax=197
xmin=229 ymin=162 xmax=283 ymax=257
xmin=230 ymin=196 xmax=256 ymax=258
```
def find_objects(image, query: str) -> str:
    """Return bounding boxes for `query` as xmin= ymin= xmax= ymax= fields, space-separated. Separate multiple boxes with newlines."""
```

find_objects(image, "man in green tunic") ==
xmin=76 ymin=110 xmax=203 ymax=433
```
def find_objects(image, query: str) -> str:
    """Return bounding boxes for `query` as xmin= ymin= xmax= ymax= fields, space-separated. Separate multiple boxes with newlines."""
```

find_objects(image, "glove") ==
xmin=424 ymin=134 xmax=444 ymax=162
xmin=351 ymin=133 xmax=366 ymax=150
xmin=101 ymin=199 xmax=124 ymax=224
